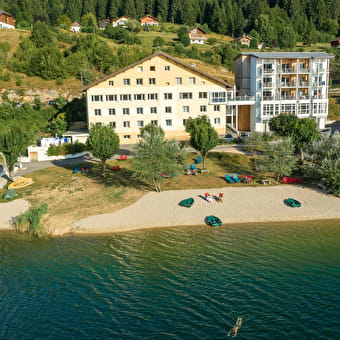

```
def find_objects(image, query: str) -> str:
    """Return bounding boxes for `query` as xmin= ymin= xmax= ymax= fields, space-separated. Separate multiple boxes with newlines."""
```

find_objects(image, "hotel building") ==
xmin=82 ymin=52 xmax=233 ymax=144
xmin=82 ymin=51 xmax=333 ymax=144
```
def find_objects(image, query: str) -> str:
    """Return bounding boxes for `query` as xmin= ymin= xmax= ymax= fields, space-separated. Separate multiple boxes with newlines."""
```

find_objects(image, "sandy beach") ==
xmin=72 ymin=185 xmax=340 ymax=234
xmin=1 ymin=186 xmax=339 ymax=234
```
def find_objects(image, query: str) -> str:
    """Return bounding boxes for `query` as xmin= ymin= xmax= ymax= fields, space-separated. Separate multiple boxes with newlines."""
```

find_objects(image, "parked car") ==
xmin=225 ymin=134 xmax=234 ymax=142
xmin=240 ymin=132 xmax=249 ymax=139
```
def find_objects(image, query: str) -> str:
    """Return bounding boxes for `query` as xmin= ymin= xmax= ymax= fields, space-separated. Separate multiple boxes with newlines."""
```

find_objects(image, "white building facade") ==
xmin=229 ymin=52 xmax=333 ymax=132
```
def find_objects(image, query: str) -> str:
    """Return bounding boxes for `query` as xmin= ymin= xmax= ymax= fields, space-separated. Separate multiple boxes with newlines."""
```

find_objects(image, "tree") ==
xmin=304 ymin=133 xmax=340 ymax=196
xmin=177 ymin=25 xmax=190 ymax=47
xmin=87 ymin=124 xmax=120 ymax=177
xmin=185 ymin=115 xmax=219 ymax=169
xmin=243 ymin=131 xmax=265 ymax=169
xmin=292 ymin=118 xmax=320 ymax=162
xmin=259 ymin=138 xmax=297 ymax=181
xmin=278 ymin=25 xmax=296 ymax=49
xmin=0 ymin=123 xmax=33 ymax=179
xmin=269 ymin=114 xmax=298 ymax=136
xmin=30 ymin=21 xmax=55 ymax=48
xmin=132 ymin=125 xmax=184 ymax=192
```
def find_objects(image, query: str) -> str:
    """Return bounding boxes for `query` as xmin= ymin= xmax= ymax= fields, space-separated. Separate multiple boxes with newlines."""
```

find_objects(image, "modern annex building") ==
xmin=82 ymin=51 xmax=333 ymax=144
xmin=82 ymin=52 xmax=233 ymax=144
xmin=230 ymin=52 xmax=333 ymax=132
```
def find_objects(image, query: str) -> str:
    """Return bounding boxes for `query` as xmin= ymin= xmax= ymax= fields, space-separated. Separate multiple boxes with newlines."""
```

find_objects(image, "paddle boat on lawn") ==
xmin=205 ymin=215 xmax=222 ymax=227
xmin=8 ymin=177 xmax=33 ymax=189
xmin=179 ymin=198 xmax=194 ymax=208
xmin=286 ymin=198 xmax=301 ymax=207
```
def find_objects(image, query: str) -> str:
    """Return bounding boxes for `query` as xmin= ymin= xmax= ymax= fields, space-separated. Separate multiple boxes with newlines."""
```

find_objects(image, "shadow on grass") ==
xmin=209 ymin=152 xmax=254 ymax=175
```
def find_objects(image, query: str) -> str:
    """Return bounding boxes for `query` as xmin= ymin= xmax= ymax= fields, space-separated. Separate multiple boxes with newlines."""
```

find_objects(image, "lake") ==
xmin=0 ymin=221 xmax=339 ymax=339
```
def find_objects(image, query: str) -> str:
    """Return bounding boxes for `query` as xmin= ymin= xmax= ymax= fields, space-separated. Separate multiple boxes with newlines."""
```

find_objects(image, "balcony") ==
xmin=297 ymin=95 xmax=310 ymax=100
xmin=263 ymin=69 xmax=274 ymax=74
xmin=263 ymin=82 xmax=273 ymax=89
xmin=280 ymin=95 xmax=296 ymax=100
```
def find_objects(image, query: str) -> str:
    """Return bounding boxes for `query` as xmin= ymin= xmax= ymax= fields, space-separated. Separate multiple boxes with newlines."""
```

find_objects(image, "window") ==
xmin=109 ymin=122 xmax=116 ymax=128
xmin=200 ymin=105 xmax=207 ymax=112
xmin=123 ymin=78 xmax=130 ymax=85
xmin=179 ymin=92 xmax=193 ymax=99
xmin=134 ymin=94 xmax=145 ymax=101
xmin=106 ymin=94 xmax=117 ymax=101
xmin=109 ymin=108 xmax=116 ymax=115
xmin=182 ymin=106 xmax=189 ymax=113
xmin=165 ymin=106 xmax=172 ymax=113
xmin=94 ymin=109 xmax=101 ymax=116
xmin=150 ymin=107 xmax=157 ymax=114
xmin=263 ymin=91 xmax=273 ymax=100
xmin=151 ymin=120 xmax=158 ymax=126
xmin=150 ymin=66 xmax=155 ymax=71
xmin=298 ymin=103 xmax=309 ymax=114
xmin=137 ymin=66 xmax=143 ymax=72
xmin=176 ymin=77 xmax=182 ymax=85
xmin=199 ymin=92 xmax=208 ymax=99
xmin=120 ymin=94 xmax=131 ymax=101
xmin=136 ymin=107 xmax=143 ymax=114
xmin=263 ymin=104 xmax=274 ymax=116
xmin=263 ymin=63 xmax=273 ymax=73
xmin=108 ymin=81 xmax=114 ymax=86
xmin=263 ymin=77 xmax=272 ymax=87
xmin=137 ymin=120 xmax=144 ymax=128
xmin=189 ymin=77 xmax=196 ymax=85
xmin=164 ymin=65 xmax=170 ymax=71
xmin=211 ymin=92 xmax=226 ymax=103
xmin=91 ymin=95 xmax=103 ymax=102
xmin=281 ymin=104 xmax=295 ymax=114
xmin=123 ymin=108 xmax=130 ymax=115
xmin=166 ymin=119 xmax=172 ymax=126
xmin=136 ymin=78 xmax=143 ymax=85
xmin=124 ymin=135 xmax=131 ymax=139
xmin=214 ymin=118 xmax=221 ymax=124
xmin=149 ymin=78 xmax=156 ymax=85
xmin=123 ymin=121 xmax=130 ymax=128
xmin=214 ymin=105 xmax=220 ymax=112
xmin=164 ymin=93 xmax=173 ymax=100
xmin=148 ymin=93 xmax=158 ymax=100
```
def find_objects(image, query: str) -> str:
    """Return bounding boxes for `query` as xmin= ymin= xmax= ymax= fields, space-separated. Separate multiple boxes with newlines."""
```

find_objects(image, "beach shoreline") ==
xmin=1 ymin=186 xmax=339 ymax=235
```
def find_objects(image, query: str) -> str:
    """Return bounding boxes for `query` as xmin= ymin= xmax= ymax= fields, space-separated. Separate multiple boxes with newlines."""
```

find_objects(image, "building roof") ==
xmin=236 ymin=52 xmax=333 ymax=59
xmin=112 ymin=15 xmax=130 ymax=22
xmin=139 ymin=15 xmax=158 ymax=21
xmin=0 ymin=9 xmax=14 ymax=17
xmin=189 ymin=27 xmax=207 ymax=35
xmin=81 ymin=51 xmax=232 ymax=92
xmin=71 ymin=22 xmax=81 ymax=27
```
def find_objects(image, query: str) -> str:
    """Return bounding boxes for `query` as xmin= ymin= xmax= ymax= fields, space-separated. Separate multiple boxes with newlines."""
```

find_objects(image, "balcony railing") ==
xmin=297 ymin=95 xmax=310 ymax=100
xmin=299 ymin=67 xmax=310 ymax=73
xmin=281 ymin=82 xmax=296 ymax=87
xmin=263 ymin=69 xmax=274 ymax=74
xmin=281 ymin=67 xmax=296 ymax=73
xmin=299 ymin=81 xmax=309 ymax=87
xmin=263 ymin=83 xmax=273 ymax=88
xmin=227 ymin=96 xmax=256 ymax=102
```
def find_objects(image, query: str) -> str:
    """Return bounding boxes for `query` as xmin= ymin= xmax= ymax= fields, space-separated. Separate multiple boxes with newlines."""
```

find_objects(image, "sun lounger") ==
xmin=225 ymin=174 xmax=235 ymax=183
xmin=195 ymin=155 xmax=202 ymax=164
xmin=232 ymin=173 xmax=241 ymax=183
xmin=191 ymin=164 xmax=197 ymax=170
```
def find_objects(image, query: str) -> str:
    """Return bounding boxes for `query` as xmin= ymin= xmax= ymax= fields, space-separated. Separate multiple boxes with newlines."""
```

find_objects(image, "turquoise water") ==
xmin=0 ymin=222 xmax=339 ymax=339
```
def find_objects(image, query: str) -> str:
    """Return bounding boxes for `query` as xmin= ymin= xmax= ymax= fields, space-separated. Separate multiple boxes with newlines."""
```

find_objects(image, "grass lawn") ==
xmin=0 ymin=151 xmax=276 ymax=232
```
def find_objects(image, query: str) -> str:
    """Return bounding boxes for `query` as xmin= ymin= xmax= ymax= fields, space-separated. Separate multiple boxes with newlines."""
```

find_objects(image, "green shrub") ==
xmin=47 ymin=142 xmax=88 ymax=156
xmin=14 ymin=203 xmax=48 ymax=237
xmin=47 ymin=144 xmax=62 ymax=156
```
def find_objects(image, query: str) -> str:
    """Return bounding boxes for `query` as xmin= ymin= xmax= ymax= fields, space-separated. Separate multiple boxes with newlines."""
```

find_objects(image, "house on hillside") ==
xmin=0 ymin=9 xmax=16 ymax=29
xmin=99 ymin=19 xmax=111 ymax=30
xmin=111 ymin=16 xmax=130 ymax=27
xmin=330 ymin=37 xmax=340 ymax=48
xmin=139 ymin=15 xmax=159 ymax=26
xmin=232 ymin=34 xmax=254 ymax=47
xmin=81 ymin=51 xmax=233 ymax=144
xmin=188 ymin=27 xmax=207 ymax=44
xmin=70 ymin=22 xmax=81 ymax=33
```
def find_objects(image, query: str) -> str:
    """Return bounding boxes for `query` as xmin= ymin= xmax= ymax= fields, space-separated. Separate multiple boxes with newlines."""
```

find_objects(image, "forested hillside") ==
xmin=0 ymin=0 xmax=339 ymax=44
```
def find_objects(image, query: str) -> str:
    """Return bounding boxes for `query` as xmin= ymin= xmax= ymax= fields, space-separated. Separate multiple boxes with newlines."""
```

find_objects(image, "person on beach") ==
xmin=206 ymin=194 xmax=213 ymax=203
xmin=218 ymin=192 xmax=224 ymax=202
